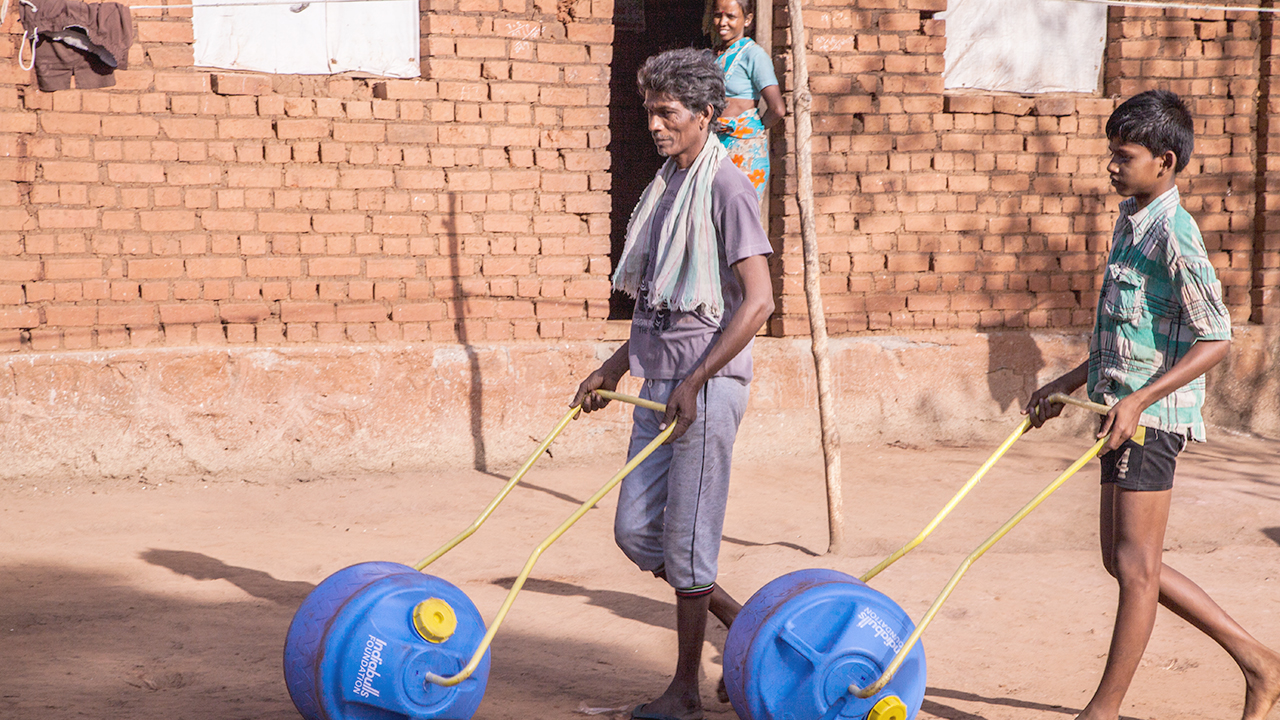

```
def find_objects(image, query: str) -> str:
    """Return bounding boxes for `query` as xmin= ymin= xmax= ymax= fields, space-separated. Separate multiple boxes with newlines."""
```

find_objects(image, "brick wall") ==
xmin=770 ymin=1 xmax=1278 ymax=335
xmin=2 ymin=0 xmax=1278 ymax=354
xmin=0 ymin=0 xmax=615 ymax=352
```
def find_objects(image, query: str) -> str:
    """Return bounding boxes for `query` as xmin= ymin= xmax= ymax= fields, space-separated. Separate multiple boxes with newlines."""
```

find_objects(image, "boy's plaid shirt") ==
xmin=1088 ymin=186 xmax=1232 ymax=441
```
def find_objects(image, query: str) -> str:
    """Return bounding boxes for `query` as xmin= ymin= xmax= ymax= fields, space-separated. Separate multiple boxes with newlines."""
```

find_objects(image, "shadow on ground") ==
xmin=0 ymin=559 xmax=699 ymax=720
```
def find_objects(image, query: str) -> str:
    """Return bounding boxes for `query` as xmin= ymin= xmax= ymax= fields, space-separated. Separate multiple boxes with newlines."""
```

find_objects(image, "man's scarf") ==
xmin=612 ymin=134 xmax=728 ymax=320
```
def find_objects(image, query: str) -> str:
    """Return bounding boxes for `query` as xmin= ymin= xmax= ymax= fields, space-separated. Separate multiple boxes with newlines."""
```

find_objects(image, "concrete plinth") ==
xmin=1 ymin=328 xmax=1274 ymax=482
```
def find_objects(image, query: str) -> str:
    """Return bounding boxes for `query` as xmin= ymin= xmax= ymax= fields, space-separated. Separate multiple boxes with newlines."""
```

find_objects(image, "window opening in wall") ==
xmin=940 ymin=0 xmax=1105 ymax=94
xmin=607 ymin=0 xmax=710 ymax=319
xmin=192 ymin=0 xmax=420 ymax=77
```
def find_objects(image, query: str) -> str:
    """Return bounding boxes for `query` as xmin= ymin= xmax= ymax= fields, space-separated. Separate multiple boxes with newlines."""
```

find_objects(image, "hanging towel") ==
xmin=19 ymin=0 xmax=133 ymax=91
xmin=613 ymin=134 xmax=729 ymax=320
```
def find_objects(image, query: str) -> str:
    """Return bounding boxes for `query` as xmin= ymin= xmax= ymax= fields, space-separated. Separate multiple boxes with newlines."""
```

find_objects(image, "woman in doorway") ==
xmin=710 ymin=0 xmax=785 ymax=205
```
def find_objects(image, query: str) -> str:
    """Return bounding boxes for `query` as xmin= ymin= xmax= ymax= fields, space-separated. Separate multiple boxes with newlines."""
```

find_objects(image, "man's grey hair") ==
xmin=637 ymin=48 xmax=726 ymax=120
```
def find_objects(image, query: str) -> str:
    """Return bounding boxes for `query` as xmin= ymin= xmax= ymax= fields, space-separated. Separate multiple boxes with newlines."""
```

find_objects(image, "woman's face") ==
xmin=713 ymin=0 xmax=751 ymax=46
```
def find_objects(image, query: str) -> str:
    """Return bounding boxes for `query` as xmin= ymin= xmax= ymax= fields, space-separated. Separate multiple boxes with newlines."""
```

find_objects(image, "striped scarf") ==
xmin=612 ymin=134 xmax=728 ymax=320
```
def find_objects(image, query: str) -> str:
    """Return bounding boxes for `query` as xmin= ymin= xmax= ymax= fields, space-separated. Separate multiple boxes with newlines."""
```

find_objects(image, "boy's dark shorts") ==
xmin=1099 ymin=426 xmax=1187 ymax=492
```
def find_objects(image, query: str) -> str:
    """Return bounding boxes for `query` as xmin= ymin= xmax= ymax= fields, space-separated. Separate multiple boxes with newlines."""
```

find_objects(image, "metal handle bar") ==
xmin=421 ymin=390 xmax=674 ymax=687
xmin=414 ymin=389 xmax=659 ymax=571
xmin=851 ymin=394 xmax=1136 ymax=699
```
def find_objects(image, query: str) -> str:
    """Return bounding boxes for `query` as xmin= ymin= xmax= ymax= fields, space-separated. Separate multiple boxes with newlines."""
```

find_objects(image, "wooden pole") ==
xmin=787 ymin=0 xmax=845 ymax=555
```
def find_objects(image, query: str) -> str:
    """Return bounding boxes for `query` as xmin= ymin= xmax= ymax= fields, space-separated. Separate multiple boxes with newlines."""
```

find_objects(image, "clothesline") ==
xmin=6 ymin=0 xmax=1278 ymax=26
xmin=120 ymin=0 xmax=1280 ymax=14
xmin=129 ymin=0 xmax=407 ymax=9
xmin=1066 ymin=0 xmax=1280 ymax=14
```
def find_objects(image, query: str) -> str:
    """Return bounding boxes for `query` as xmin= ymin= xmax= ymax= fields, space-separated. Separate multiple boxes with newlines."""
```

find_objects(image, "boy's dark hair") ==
xmin=637 ymin=48 xmax=726 ymax=120
xmin=1105 ymin=90 xmax=1195 ymax=173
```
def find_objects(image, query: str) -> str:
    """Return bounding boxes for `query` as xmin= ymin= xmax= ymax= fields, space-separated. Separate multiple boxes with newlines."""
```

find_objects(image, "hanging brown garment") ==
xmin=19 ymin=0 xmax=133 ymax=91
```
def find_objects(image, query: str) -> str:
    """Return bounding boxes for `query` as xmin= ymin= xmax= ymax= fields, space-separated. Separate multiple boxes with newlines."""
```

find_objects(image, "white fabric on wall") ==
xmin=193 ymin=0 xmax=420 ymax=78
xmin=942 ymin=0 xmax=1106 ymax=94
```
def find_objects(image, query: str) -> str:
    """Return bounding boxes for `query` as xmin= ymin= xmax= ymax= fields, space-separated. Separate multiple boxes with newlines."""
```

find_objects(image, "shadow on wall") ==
xmin=445 ymin=191 xmax=489 ymax=472
xmin=982 ymin=332 xmax=1046 ymax=412
xmin=1209 ymin=322 xmax=1280 ymax=437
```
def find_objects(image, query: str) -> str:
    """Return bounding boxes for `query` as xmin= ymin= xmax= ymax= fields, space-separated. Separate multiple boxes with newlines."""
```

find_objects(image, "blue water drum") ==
xmin=283 ymin=561 xmax=491 ymax=720
xmin=723 ymin=568 xmax=926 ymax=720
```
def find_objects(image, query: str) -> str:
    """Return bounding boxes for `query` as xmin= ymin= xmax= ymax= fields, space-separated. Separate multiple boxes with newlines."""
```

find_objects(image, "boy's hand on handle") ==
xmin=1022 ymin=361 xmax=1089 ymax=429
xmin=1023 ymin=381 xmax=1070 ymax=428
xmin=1098 ymin=393 xmax=1144 ymax=453
xmin=660 ymin=379 xmax=699 ymax=443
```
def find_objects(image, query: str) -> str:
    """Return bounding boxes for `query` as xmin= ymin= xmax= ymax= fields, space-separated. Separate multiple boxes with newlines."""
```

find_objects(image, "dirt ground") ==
xmin=2 ymin=424 xmax=1279 ymax=720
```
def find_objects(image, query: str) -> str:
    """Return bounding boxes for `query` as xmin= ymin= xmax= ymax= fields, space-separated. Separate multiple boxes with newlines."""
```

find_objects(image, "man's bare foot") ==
xmin=631 ymin=690 xmax=703 ymax=720
xmin=1241 ymin=646 xmax=1280 ymax=720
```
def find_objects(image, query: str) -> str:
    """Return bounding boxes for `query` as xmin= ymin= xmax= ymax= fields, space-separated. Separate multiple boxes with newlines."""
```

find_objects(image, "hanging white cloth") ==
xmin=942 ymin=0 xmax=1106 ymax=94
xmin=192 ymin=0 xmax=419 ymax=78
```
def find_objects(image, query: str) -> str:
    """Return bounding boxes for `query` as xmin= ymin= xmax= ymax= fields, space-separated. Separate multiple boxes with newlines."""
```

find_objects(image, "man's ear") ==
xmin=1161 ymin=150 xmax=1178 ymax=174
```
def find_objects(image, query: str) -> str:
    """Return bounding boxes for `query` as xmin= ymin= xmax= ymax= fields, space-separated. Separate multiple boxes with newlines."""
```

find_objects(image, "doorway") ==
xmin=607 ymin=0 xmax=711 ymax=319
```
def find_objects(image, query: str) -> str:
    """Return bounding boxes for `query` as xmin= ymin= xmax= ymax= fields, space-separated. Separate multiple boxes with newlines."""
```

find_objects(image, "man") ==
xmin=572 ymin=48 xmax=774 ymax=720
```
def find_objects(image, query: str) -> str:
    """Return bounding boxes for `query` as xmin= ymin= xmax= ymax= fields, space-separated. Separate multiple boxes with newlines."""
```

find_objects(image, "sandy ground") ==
xmin=2 ymin=422 xmax=1279 ymax=720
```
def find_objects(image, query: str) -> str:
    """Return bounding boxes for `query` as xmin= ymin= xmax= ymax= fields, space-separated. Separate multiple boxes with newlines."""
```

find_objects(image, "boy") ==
xmin=1024 ymin=89 xmax=1280 ymax=720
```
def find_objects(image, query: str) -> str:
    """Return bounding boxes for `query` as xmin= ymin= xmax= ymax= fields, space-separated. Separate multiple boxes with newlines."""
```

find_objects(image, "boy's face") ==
xmin=1107 ymin=139 xmax=1176 ymax=201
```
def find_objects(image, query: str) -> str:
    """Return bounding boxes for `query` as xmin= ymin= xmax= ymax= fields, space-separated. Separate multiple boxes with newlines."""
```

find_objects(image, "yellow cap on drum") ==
xmin=413 ymin=598 xmax=458 ymax=643
xmin=867 ymin=695 xmax=908 ymax=720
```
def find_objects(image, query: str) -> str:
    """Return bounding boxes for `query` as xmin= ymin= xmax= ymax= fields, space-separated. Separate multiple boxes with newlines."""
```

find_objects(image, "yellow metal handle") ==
xmin=860 ymin=417 xmax=1032 ymax=584
xmin=426 ymin=419 xmax=675 ymax=686
xmin=421 ymin=389 xmax=671 ymax=687
xmin=1046 ymin=392 xmax=1110 ymax=416
xmin=851 ymin=433 xmax=1109 ymax=698
xmin=414 ymin=389 xmax=660 ymax=571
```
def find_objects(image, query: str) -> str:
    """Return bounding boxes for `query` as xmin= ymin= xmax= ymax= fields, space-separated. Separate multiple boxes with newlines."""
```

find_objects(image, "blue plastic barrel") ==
xmin=723 ymin=568 xmax=926 ymax=720
xmin=283 ymin=561 xmax=491 ymax=720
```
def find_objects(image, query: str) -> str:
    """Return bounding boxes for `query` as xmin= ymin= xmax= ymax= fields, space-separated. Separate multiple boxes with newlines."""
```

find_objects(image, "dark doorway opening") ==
xmin=607 ymin=0 xmax=711 ymax=319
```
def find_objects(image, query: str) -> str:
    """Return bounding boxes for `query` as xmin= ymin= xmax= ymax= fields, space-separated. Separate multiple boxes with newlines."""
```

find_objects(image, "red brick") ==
xmin=280 ymin=302 xmax=336 ymax=322
xmin=313 ymin=214 xmax=366 ymax=233
xmin=246 ymin=258 xmax=302 ymax=277
xmin=220 ymin=304 xmax=272 ymax=323
xmin=366 ymin=259 xmax=417 ymax=278
xmin=46 ymin=306 xmax=97 ymax=326
xmin=38 ymin=209 xmax=97 ymax=229
xmin=140 ymin=211 xmax=196 ymax=232
xmin=44 ymin=259 xmax=104 ymax=279
xmin=0 ymin=308 xmax=39 ymax=328
xmin=41 ymin=161 xmax=99 ymax=182
xmin=309 ymin=258 xmax=362 ymax=276
xmin=40 ymin=113 xmax=100 ymax=135
xmin=99 ymin=306 xmax=157 ymax=325
xmin=187 ymin=258 xmax=242 ymax=278
xmin=160 ymin=118 xmax=218 ymax=139
xmin=336 ymin=304 xmax=390 ymax=322
xmin=212 ymin=74 xmax=274 ymax=96
xmin=108 ymin=164 xmax=166 ymax=183
xmin=128 ymin=259 xmax=185 ymax=279
xmin=159 ymin=303 xmax=218 ymax=324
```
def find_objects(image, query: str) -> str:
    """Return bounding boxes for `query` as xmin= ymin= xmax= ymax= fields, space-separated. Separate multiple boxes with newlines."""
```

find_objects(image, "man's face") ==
xmin=644 ymin=91 xmax=711 ymax=168
xmin=1107 ymin=138 xmax=1174 ymax=199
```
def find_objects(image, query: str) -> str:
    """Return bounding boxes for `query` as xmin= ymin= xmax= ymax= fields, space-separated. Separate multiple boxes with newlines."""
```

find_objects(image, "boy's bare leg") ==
xmin=1157 ymin=563 xmax=1280 ymax=720
xmin=637 ymin=593 xmax=709 ymax=720
xmin=1077 ymin=486 xmax=1170 ymax=720
xmin=1086 ymin=485 xmax=1280 ymax=720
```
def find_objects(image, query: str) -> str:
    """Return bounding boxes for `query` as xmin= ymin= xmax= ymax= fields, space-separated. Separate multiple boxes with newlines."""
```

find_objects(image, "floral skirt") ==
xmin=716 ymin=108 xmax=770 ymax=204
